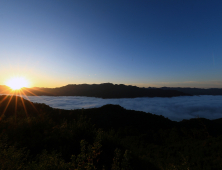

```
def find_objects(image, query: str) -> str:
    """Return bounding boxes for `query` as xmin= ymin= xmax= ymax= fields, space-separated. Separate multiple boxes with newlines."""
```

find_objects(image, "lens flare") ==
xmin=5 ymin=77 xmax=30 ymax=90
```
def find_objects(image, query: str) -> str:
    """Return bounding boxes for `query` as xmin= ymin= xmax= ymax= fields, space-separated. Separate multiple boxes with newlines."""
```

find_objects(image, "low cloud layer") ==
xmin=21 ymin=95 xmax=222 ymax=121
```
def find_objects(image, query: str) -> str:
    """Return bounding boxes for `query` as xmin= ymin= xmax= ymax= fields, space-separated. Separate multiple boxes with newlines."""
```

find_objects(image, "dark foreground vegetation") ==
xmin=0 ymin=95 xmax=222 ymax=170
xmin=0 ymin=83 xmax=190 ymax=98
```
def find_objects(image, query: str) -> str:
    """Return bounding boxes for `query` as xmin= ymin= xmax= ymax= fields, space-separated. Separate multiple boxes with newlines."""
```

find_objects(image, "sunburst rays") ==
xmin=0 ymin=87 xmax=51 ymax=121
xmin=0 ymin=94 xmax=13 ymax=121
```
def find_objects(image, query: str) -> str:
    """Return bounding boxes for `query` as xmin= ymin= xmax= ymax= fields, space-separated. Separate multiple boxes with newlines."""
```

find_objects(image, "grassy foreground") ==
xmin=0 ymin=95 xmax=222 ymax=170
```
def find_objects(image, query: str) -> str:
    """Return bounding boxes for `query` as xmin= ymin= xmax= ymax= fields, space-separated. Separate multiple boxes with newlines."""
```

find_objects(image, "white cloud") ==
xmin=22 ymin=95 xmax=222 ymax=122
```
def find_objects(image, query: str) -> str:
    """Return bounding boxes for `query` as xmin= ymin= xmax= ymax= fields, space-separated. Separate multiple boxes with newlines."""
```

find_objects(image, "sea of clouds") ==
xmin=18 ymin=95 xmax=222 ymax=122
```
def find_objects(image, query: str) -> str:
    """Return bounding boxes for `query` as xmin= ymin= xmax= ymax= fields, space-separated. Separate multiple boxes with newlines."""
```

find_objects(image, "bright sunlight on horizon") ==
xmin=0 ymin=1 xmax=222 ymax=88
xmin=5 ymin=77 xmax=30 ymax=90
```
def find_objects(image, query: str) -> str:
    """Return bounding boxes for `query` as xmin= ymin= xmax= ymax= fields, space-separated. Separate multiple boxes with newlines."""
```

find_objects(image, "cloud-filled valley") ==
xmin=21 ymin=95 xmax=222 ymax=121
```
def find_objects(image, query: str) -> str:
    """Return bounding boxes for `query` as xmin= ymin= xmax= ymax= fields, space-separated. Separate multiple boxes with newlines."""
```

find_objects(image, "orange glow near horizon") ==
xmin=0 ymin=80 xmax=47 ymax=121
xmin=5 ymin=77 xmax=30 ymax=90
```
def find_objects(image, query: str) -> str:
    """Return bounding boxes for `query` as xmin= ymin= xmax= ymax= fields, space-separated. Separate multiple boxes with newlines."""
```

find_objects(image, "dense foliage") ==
xmin=0 ymin=95 xmax=222 ymax=169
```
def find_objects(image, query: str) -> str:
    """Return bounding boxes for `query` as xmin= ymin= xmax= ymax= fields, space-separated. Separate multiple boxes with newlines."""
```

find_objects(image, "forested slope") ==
xmin=0 ymin=95 xmax=221 ymax=170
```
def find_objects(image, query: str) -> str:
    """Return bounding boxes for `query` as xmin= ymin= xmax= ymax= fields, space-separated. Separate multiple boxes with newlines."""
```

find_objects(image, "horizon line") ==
xmin=1 ymin=83 xmax=222 ymax=89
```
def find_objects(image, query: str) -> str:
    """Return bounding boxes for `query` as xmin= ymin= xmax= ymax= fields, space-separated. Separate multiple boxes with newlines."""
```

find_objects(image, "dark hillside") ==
xmin=0 ymin=83 xmax=191 ymax=98
xmin=28 ymin=83 xmax=191 ymax=98
xmin=0 ymin=95 xmax=222 ymax=169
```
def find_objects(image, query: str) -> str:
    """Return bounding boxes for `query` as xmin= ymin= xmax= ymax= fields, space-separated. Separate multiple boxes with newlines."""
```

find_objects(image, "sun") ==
xmin=5 ymin=77 xmax=30 ymax=90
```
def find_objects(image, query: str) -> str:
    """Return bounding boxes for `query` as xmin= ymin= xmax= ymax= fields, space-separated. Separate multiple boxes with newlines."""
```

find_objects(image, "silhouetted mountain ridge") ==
xmin=159 ymin=87 xmax=222 ymax=95
xmin=0 ymin=83 xmax=191 ymax=98
xmin=2 ymin=84 xmax=222 ymax=97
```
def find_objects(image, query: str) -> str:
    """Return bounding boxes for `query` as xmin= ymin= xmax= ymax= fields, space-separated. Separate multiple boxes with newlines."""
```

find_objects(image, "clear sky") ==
xmin=0 ymin=0 xmax=222 ymax=88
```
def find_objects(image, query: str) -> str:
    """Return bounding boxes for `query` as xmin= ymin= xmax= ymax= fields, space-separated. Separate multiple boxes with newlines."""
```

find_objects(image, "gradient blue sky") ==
xmin=1 ymin=0 xmax=222 ymax=88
